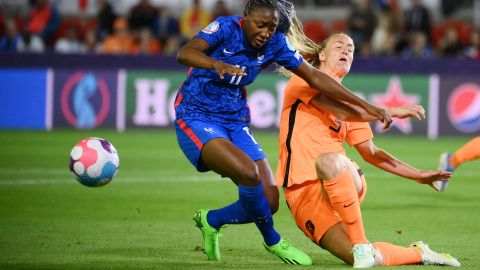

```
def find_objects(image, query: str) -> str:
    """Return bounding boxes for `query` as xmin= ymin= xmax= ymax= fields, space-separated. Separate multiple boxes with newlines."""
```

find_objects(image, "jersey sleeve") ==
xmin=345 ymin=122 xmax=374 ymax=146
xmin=195 ymin=19 xmax=226 ymax=48
xmin=286 ymin=75 xmax=319 ymax=105
xmin=273 ymin=34 xmax=303 ymax=70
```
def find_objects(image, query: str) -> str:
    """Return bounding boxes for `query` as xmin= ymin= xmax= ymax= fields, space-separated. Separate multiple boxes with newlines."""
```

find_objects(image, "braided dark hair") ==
xmin=244 ymin=0 xmax=295 ymax=33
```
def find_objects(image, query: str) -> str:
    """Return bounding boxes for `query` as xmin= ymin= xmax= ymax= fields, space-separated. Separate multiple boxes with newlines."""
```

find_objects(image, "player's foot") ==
xmin=408 ymin=241 xmax=460 ymax=267
xmin=352 ymin=243 xmax=376 ymax=268
xmin=193 ymin=209 xmax=221 ymax=261
xmin=264 ymin=238 xmax=312 ymax=265
xmin=439 ymin=152 xmax=454 ymax=172
xmin=436 ymin=152 xmax=453 ymax=191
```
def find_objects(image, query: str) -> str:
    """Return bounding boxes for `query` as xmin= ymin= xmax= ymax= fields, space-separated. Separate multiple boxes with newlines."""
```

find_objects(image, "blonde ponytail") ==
xmin=276 ymin=14 xmax=323 ymax=76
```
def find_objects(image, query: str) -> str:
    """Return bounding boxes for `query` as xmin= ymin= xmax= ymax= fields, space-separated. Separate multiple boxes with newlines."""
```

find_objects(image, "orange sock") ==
xmin=373 ymin=242 xmax=422 ymax=266
xmin=451 ymin=136 xmax=480 ymax=169
xmin=323 ymin=170 xmax=367 ymax=245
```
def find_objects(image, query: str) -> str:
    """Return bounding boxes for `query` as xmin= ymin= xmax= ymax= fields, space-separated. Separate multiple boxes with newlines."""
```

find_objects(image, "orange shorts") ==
xmin=284 ymin=161 xmax=367 ymax=245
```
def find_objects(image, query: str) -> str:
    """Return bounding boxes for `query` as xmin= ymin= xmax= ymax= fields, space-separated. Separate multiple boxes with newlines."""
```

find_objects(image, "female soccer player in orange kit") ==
xmin=276 ymin=32 xmax=460 ymax=268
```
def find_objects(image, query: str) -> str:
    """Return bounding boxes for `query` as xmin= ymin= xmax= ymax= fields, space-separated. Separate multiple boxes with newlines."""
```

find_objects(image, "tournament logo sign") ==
xmin=447 ymin=83 xmax=480 ymax=133
xmin=53 ymin=70 xmax=117 ymax=129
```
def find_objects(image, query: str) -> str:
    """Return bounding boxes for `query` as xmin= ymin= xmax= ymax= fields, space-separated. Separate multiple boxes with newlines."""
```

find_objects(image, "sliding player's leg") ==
xmin=315 ymin=153 xmax=374 ymax=268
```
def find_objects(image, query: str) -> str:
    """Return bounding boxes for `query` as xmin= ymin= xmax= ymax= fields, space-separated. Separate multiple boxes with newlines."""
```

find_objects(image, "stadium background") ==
xmin=0 ymin=0 xmax=479 ymax=269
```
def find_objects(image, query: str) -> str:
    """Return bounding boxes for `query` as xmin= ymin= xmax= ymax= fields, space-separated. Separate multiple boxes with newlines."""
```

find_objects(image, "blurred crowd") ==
xmin=0 ymin=0 xmax=478 ymax=59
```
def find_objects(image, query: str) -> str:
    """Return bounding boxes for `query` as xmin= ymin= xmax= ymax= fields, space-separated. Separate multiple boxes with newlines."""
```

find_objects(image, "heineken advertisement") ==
xmin=125 ymin=71 xmax=184 ymax=129
xmin=343 ymin=74 xmax=429 ymax=136
xmin=4 ymin=67 xmax=477 ymax=137
xmin=123 ymin=70 xmax=429 ymax=135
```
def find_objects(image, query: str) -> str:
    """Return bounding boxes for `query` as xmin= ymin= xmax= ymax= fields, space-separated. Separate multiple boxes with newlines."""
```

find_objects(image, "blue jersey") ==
xmin=175 ymin=16 xmax=303 ymax=124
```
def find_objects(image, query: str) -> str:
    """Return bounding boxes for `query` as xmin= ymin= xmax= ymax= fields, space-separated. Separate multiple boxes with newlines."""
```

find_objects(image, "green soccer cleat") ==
xmin=193 ymin=209 xmax=221 ymax=261
xmin=264 ymin=238 xmax=312 ymax=265
xmin=409 ymin=241 xmax=460 ymax=267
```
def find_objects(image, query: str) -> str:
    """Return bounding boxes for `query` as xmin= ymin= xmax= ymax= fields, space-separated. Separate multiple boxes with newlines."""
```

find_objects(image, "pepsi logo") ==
xmin=447 ymin=83 xmax=480 ymax=133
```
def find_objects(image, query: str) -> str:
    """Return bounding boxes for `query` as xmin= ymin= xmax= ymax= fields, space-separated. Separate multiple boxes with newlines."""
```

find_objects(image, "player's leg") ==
xmin=226 ymin=124 xmax=309 ymax=264
xmin=320 ymin=222 xmax=355 ymax=265
xmin=284 ymin=179 xmax=375 ymax=267
xmin=438 ymin=136 xmax=480 ymax=191
xmin=175 ymin=118 xmax=237 ymax=260
xmin=256 ymin=158 xmax=279 ymax=214
xmin=316 ymin=153 xmax=367 ymax=245
xmin=321 ymin=224 xmax=458 ymax=267
xmin=316 ymin=153 xmax=375 ymax=268
xmin=447 ymin=136 xmax=480 ymax=170
xmin=202 ymin=163 xmax=278 ymax=230
xmin=320 ymin=225 xmax=425 ymax=266
xmin=229 ymin=125 xmax=278 ymax=215
xmin=202 ymin=137 xmax=310 ymax=264
xmin=371 ymin=241 xmax=461 ymax=266
xmin=204 ymin=158 xmax=278 ymax=230
xmin=318 ymin=197 xmax=421 ymax=267
xmin=315 ymin=153 xmax=369 ymax=241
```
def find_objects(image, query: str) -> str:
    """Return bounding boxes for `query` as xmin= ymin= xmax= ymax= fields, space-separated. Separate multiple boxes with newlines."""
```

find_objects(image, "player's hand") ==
xmin=388 ymin=105 xmax=425 ymax=120
xmin=212 ymin=60 xmax=247 ymax=79
xmin=415 ymin=170 xmax=452 ymax=191
xmin=365 ymin=104 xmax=393 ymax=131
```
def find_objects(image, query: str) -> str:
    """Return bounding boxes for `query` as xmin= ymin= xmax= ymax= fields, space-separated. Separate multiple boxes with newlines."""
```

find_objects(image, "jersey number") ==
xmin=229 ymin=65 xmax=246 ymax=85
xmin=243 ymin=127 xmax=258 ymax=144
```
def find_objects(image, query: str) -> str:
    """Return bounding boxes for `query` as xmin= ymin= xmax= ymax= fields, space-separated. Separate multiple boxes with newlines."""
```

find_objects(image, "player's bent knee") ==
xmin=269 ymin=201 xmax=279 ymax=214
xmin=235 ymin=164 xmax=261 ymax=186
xmin=315 ymin=153 xmax=345 ymax=179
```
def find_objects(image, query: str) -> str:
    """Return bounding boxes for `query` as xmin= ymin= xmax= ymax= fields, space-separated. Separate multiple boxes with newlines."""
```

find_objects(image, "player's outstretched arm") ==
xmin=177 ymin=37 xmax=246 ymax=79
xmin=354 ymin=140 xmax=452 ymax=191
xmin=312 ymin=95 xmax=426 ymax=123
xmin=311 ymin=94 xmax=376 ymax=122
xmin=388 ymin=105 xmax=425 ymax=120
xmin=292 ymin=61 xmax=392 ymax=128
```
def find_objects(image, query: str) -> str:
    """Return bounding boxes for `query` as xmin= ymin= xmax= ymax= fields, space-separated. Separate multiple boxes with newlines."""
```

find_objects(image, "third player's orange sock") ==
xmin=373 ymin=242 xmax=422 ymax=266
xmin=323 ymin=170 xmax=368 ymax=245
xmin=451 ymin=136 xmax=480 ymax=169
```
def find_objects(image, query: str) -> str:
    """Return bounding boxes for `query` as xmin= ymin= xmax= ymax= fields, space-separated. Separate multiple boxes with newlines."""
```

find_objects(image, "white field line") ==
xmin=0 ymin=176 xmax=223 ymax=186
xmin=0 ymin=167 xmax=478 ymax=186
xmin=0 ymin=168 xmax=223 ymax=185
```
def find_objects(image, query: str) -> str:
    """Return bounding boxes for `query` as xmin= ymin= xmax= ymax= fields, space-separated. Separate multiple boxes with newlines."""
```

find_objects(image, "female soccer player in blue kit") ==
xmin=174 ymin=0 xmax=391 ymax=265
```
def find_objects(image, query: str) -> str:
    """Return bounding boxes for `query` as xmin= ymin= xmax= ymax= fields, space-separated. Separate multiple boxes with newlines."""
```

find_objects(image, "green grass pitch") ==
xmin=0 ymin=130 xmax=478 ymax=269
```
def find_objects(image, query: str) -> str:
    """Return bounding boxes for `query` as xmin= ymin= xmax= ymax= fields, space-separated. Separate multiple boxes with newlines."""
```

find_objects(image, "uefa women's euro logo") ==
xmin=447 ymin=83 xmax=480 ymax=133
xmin=60 ymin=72 xmax=111 ymax=129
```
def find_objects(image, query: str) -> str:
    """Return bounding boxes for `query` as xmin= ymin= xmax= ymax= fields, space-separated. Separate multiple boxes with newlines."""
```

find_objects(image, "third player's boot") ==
xmin=435 ymin=152 xmax=453 ymax=191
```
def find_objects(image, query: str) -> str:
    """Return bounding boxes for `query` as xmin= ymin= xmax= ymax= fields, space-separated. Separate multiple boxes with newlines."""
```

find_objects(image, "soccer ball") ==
xmin=69 ymin=137 xmax=119 ymax=187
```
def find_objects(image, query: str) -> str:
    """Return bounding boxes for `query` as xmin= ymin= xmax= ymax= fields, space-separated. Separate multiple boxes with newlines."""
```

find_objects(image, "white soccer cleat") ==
xmin=352 ymin=243 xmax=375 ymax=268
xmin=409 ymin=241 xmax=460 ymax=267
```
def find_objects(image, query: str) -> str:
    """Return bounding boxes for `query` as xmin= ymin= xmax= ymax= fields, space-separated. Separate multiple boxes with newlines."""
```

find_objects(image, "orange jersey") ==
xmin=276 ymin=74 xmax=373 ymax=188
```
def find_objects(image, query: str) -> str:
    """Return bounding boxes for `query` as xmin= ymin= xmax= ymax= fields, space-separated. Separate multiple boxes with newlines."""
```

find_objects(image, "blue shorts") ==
xmin=175 ymin=118 xmax=266 ymax=172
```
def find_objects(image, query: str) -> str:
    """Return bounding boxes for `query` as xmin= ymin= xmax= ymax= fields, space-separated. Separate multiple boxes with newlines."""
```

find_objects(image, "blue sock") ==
xmin=206 ymin=200 xmax=252 ymax=230
xmin=238 ymin=183 xmax=281 ymax=246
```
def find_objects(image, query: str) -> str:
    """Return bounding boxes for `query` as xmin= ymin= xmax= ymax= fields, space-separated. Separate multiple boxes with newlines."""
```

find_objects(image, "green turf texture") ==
xmin=0 ymin=130 xmax=478 ymax=269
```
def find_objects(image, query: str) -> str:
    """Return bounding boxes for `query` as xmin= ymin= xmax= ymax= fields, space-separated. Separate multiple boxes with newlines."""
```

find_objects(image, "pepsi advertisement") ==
xmin=438 ymin=76 xmax=480 ymax=135
xmin=52 ymin=70 xmax=118 ymax=129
